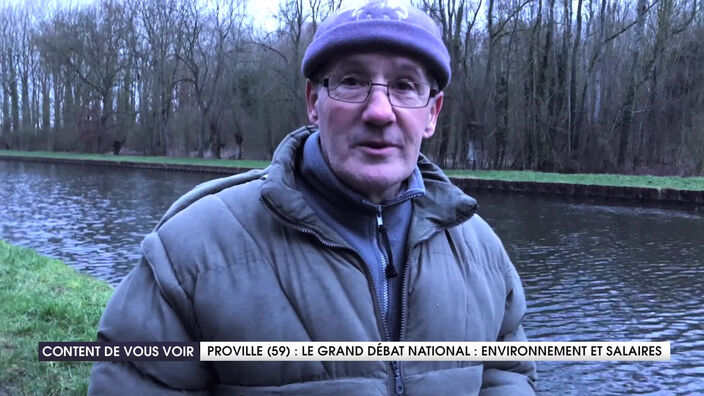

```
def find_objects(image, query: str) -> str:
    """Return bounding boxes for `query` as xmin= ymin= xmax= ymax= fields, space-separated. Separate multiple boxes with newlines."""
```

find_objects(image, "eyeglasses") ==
xmin=323 ymin=74 xmax=438 ymax=108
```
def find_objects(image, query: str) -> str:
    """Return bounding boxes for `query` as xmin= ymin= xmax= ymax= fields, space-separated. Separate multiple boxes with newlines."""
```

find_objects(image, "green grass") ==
xmin=0 ymin=149 xmax=270 ymax=169
xmin=444 ymin=169 xmax=704 ymax=191
xmin=2 ymin=149 xmax=703 ymax=191
xmin=0 ymin=241 xmax=114 ymax=395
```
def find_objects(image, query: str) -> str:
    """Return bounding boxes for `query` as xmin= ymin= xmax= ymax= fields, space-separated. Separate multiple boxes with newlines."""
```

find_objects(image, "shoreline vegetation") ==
xmin=2 ymin=149 xmax=704 ymax=192
xmin=0 ymin=240 xmax=113 ymax=395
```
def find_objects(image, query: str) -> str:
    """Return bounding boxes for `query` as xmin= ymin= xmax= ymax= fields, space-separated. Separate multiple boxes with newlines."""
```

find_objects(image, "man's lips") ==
xmin=355 ymin=141 xmax=399 ymax=156
xmin=355 ymin=140 xmax=399 ymax=149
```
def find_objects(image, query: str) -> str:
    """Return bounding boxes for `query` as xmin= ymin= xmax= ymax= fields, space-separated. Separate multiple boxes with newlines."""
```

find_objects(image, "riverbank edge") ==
xmin=0 ymin=240 xmax=113 ymax=395
xmin=2 ymin=154 xmax=703 ymax=204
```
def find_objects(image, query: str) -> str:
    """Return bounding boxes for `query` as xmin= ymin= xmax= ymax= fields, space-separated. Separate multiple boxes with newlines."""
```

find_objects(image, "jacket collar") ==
xmin=260 ymin=126 xmax=477 ymax=246
xmin=409 ymin=154 xmax=478 ymax=244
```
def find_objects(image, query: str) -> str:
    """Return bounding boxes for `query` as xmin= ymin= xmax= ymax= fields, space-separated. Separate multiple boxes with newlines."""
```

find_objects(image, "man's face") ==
xmin=305 ymin=52 xmax=444 ymax=203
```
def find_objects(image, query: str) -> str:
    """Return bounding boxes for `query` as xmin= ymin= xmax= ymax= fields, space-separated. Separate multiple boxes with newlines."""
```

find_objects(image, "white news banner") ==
xmin=200 ymin=341 xmax=670 ymax=361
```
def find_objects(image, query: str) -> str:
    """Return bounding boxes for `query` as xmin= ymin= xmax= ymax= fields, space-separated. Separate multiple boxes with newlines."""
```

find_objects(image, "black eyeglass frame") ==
xmin=322 ymin=77 xmax=438 ymax=109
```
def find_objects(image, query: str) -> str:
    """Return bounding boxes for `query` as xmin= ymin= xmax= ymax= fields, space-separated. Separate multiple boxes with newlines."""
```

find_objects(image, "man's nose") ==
xmin=361 ymin=86 xmax=396 ymax=126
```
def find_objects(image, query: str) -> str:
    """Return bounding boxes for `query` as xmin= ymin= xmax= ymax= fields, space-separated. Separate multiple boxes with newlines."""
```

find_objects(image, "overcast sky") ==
xmin=4 ymin=0 xmax=283 ymax=31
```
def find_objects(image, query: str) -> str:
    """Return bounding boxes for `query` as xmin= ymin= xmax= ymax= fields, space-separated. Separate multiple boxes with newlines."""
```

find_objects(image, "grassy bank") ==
xmin=0 ymin=241 xmax=113 ymax=395
xmin=0 ymin=149 xmax=270 ymax=169
xmin=444 ymin=169 xmax=704 ymax=191
xmin=2 ymin=149 xmax=703 ymax=191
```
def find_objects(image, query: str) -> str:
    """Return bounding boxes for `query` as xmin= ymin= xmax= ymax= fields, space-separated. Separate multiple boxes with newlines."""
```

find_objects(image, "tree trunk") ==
xmin=63 ymin=72 xmax=74 ymax=135
xmin=99 ymin=92 xmax=112 ymax=153
xmin=21 ymin=64 xmax=31 ymax=132
xmin=41 ymin=72 xmax=50 ymax=133
xmin=617 ymin=0 xmax=647 ymax=167
xmin=9 ymin=50 xmax=20 ymax=134
xmin=52 ymin=69 xmax=61 ymax=150
xmin=197 ymin=106 xmax=206 ymax=157
xmin=569 ymin=0 xmax=583 ymax=155
xmin=1 ymin=56 xmax=11 ymax=140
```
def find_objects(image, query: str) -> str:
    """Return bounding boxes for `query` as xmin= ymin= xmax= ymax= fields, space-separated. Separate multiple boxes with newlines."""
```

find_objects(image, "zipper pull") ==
xmin=377 ymin=208 xmax=398 ymax=279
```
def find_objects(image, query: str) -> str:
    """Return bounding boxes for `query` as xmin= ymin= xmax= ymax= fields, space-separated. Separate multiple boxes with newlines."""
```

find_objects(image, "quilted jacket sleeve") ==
xmin=88 ymin=233 xmax=213 ymax=395
xmin=480 ymin=249 xmax=537 ymax=396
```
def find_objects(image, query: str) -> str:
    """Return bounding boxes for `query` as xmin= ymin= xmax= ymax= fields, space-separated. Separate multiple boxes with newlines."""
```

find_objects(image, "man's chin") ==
xmin=334 ymin=158 xmax=409 ymax=183
xmin=347 ymin=172 xmax=407 ymax=196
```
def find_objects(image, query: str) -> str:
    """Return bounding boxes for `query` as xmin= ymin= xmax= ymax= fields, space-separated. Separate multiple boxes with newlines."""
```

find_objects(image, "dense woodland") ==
xmin=0 ymin=0 xmax=702 ymax=174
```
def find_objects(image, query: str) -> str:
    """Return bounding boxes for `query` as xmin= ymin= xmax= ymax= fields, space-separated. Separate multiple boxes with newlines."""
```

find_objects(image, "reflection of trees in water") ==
xmin=0 ymin=160 xmax=215 ymax=285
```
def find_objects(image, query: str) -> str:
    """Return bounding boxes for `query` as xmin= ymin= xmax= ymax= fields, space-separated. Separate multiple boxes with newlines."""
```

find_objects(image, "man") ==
xmin=89 ymin=0 xmax=536 ymax=394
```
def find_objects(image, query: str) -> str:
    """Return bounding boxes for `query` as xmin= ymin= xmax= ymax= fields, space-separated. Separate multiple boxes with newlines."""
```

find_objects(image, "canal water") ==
xmin=1 ymin=159 xmax=703 ymax=395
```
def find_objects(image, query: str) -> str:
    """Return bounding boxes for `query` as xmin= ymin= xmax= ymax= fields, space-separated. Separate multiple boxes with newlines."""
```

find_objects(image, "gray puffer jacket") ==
xmin=89 ymin=127 xmax=536 ymax=395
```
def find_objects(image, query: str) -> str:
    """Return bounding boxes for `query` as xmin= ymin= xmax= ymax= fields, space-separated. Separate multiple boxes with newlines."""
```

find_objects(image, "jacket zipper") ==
xmin=377 ymin=207 xmax=398 ymax=280
xmin=261 ymin=198 xmax=398 ymax=393
xmin=379 ymin=193 xmax=422 ymax=395
xmin=375 ymin=206 xmax=404 ymax=395
xmin=375 ymin=206 xmax=399 ymax=317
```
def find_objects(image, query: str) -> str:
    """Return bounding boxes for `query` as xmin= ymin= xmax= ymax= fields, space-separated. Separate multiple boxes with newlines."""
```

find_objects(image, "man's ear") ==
xmin=423 ymin=91 xmax=444 ymax=139
xmin=306 ymin=80 xmax=319 ymax=125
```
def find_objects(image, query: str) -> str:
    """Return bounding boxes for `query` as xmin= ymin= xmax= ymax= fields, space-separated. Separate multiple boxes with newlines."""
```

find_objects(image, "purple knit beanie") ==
xmin=301 ymin=0 xmax=451 ymax=89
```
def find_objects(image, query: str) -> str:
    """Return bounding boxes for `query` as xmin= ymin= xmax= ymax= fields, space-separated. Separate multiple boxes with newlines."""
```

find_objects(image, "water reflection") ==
xmin=2 ymin=159 xmax=703 ymax=394
xmin=1 ymin=160 xmax=213 ymax=284
xmin=473 ymin=191 xmax=704 ymax=394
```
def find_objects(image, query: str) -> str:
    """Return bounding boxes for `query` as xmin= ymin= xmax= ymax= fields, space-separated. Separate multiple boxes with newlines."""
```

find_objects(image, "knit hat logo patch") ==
xmin=348 ymin=0 xmax=410 ymax=21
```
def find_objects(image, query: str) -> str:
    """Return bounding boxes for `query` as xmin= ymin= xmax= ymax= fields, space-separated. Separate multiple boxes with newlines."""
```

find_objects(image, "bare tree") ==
xmin=137 ymin=0 xmax=184 ymax=155
xmin=178 ymin=0 xmax=241 ymax=158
